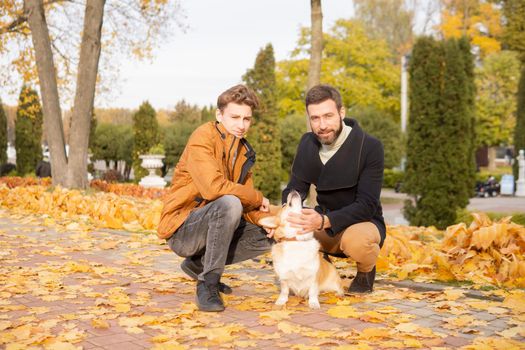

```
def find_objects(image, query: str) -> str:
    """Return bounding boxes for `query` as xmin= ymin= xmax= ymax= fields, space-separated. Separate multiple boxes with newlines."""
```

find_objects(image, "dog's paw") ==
xmin=308 ymin=299 xmax=321 ymax=309
xmin=275 ymin=296 xmax=288 ymax=306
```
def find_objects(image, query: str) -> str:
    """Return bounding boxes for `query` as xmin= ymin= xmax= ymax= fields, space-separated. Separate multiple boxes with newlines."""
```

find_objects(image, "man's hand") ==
xmin=259 ymin=197 xmax=270 ymax=212
xmin=287 ymin=208 xmax=327 ymax=234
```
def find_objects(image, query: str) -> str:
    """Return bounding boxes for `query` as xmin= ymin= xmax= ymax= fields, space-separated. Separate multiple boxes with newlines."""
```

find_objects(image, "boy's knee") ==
xmin=214 ymin=195 xmax=243 ymax=217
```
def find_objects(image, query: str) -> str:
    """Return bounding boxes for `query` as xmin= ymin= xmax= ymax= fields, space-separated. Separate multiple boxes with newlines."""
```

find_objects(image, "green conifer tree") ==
xmin=132 ymin=101 xmax=159 ymax=181
xmin=15 ymin=86 xmax=43 ymax=175
xmin=502 ymin=0 xmax=525 ymax=179
xmin=243 ymin=44 xmax=282 ymax=201
xmin=0 ymin=99 xmax=7 ymax=165
xmin=403 ymin=37 xmax=476 ymax=229
xmin=515 ymin=68 xmax=525 ymax=177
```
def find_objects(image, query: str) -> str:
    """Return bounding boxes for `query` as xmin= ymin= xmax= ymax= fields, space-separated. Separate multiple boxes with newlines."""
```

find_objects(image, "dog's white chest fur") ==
xmin=272 ymin=239 xmax=320 ymax=297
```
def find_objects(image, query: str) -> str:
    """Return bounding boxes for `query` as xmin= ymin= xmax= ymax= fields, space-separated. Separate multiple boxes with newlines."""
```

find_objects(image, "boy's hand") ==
xmin=264 ymin=227 xmax=275 ymax=238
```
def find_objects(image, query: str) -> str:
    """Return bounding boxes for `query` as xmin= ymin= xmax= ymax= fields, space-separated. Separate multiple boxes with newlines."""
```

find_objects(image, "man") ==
xmin=157 ymin=84 xmax=272 ymax=312
xmin=282 ymin=84 xmax=386 ymax=293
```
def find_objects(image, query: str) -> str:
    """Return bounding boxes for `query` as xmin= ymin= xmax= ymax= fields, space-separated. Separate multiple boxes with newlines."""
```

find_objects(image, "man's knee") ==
xmin=339 ymin=222 xmax=380 ymax=257
xmin=213 ymin=195 xmax=243 ymax=218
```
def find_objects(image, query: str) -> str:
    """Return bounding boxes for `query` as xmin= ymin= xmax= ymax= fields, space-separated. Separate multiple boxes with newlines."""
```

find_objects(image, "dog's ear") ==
xmin=258 ymin=216 xmax=279 ymax=229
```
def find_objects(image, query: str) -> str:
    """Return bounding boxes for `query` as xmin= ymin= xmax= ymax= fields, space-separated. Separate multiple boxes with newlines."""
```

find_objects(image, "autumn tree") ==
xmin=244 ymin=44 xmax=282 ymax=201
xmin=439 ymin=0 xmax=502 ymax=58
xmin=353 ymin=0 xmax=414 ymax=57
xmin=15 ymin=86 xmax=43 ymax=175
xmin=475 ymin=51 xmax=520 ymax=168
xmin=132 ymin=101 xmax=159 ymax=181
xmin=1 ymin=0 xmax=182 ymax=101
xmin=404 ymin=37 xmax=476 ymax=229
xmin=0 ymin=99 xmax=7 ymax=165
xmin=169 ymin=100 xmax=202 ymax=124
xmin=1 ymin=0 xmax=181 ymax=188
xmin=277 ymin=19 xmax=399 ymax=120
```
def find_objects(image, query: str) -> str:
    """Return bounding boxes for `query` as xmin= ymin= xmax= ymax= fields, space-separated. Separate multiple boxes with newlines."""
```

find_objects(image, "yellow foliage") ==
xmin=380 ymin=211 xmax=525 ymax=287
xmin=0 ymin=185 xmax=161 ymax=233
xmin=1 ymin=183 xmax=524 ymax=288
xmin=439 ymin=3 xmax=502 ymax=57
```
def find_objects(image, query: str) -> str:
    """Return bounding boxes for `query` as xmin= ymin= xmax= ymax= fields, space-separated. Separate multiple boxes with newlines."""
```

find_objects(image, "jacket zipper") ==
xmin=225 ymin=136 xmax=237 ymax=181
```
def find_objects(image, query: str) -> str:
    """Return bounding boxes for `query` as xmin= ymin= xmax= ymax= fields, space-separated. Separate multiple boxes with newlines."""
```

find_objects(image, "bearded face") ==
xmin=307 ymin=99 xmax=345 ymax=145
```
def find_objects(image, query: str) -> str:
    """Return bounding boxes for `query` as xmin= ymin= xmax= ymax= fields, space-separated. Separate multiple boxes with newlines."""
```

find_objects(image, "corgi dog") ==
xmin=259 ymin=190 xmax=344 ymax=309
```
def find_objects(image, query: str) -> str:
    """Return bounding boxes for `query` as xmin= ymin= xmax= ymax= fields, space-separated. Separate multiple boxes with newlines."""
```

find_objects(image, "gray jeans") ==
xmin=166 ymin=195 xmax=272 ymax=280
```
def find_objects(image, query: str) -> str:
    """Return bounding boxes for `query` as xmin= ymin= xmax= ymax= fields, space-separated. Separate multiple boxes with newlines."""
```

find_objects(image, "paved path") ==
xmin=381 ymin=189 xmax=525 ymax=225
xmin=0 ymin=208 xmax=524 ymax=349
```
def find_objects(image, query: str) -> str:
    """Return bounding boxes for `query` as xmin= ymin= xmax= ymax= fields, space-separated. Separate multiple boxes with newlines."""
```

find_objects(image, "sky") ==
xmin=105 ymin=0 xmax=354 ymax=110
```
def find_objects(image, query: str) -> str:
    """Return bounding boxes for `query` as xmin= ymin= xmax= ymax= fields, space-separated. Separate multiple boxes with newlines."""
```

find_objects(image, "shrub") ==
xmin=383 ymin=169 xmax=404 ymax=188
xmin=132 ymin=102 xmax=159 ymax=181
xmin=403 ymin=37 xmax=476 ymax=229
xmin=280 ymin=113 xmax=306 ymax=181
xmin=102 ymin=169 xmax=123 ymax=183
xmin=354 ymin=107 xmax=405 ymax=169
xmin=15 ymin=86 xmax=43 ymax=176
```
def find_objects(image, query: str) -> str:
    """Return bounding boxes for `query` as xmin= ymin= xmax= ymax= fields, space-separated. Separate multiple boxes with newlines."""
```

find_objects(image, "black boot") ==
xmin=196 ymin=273 xmax=225 ymax=312
xmin=348 ymin=266 xmax=376 ymax=293
xmin=181 ymin=257 xmax=233 ymax=294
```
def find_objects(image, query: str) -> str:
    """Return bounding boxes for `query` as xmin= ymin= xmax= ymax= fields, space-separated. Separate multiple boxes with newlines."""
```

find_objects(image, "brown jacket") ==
xmin=157 ymin=121 xmax=268 ymax=239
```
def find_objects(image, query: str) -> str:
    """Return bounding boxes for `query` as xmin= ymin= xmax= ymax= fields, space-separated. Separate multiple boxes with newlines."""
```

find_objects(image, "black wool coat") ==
xmin=283 ymin=118 xmax=386 ymax=247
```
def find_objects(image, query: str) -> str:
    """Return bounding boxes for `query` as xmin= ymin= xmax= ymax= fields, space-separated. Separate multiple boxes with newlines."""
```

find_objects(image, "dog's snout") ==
xmin=287 ymin=190 xmax=302 ymax=209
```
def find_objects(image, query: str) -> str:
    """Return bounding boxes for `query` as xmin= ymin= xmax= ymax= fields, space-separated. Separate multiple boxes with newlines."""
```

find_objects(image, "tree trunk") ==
xmin=307 ymin=0 xmax=323 ymax=131
xmin=307 ymin=0 xmax=323 ymax=92
xmin=25 ymin=0 xmax=105 ymax=189
xmin=306 ymin=0 xmax=323 ymax=206
xmin=66 ymin=0 xmax=105 ymax=188
xmin=24 ymin=0 xmax=67 ymax=185
xmin=487 ymin=146 xmax=497 ymax=171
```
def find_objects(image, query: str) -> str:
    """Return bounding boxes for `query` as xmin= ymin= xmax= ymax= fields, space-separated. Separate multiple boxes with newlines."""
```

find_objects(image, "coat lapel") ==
xmin=291 ymin=118 xmax=365 ymax=191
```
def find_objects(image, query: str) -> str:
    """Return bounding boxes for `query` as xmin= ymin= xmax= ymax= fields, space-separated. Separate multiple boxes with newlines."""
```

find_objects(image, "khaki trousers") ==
xmin=314 ymin=222 xmax=381 ymax=273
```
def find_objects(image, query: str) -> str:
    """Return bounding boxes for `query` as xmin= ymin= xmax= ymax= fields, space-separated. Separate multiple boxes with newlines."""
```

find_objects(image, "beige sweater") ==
xmin=319 ymin=124 xmax=352 ymax=164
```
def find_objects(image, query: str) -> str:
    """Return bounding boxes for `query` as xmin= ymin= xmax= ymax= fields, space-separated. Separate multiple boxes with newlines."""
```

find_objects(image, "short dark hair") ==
xmin=217 ymin=84 xmax=259 ymax=112
xmin=305 ymin=84 xmax=343 ymax=110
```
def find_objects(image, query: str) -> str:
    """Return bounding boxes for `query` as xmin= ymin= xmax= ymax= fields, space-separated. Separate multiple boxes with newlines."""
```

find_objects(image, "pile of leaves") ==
xmin=1 ymin=182 xmax=524 ymax=288
xmin=442 ymin=213 xmax=525 ymax=287
xmin=378 ymin=213 xmax=525 ymax=287
xmin=0 ymin=176 xmax=51 ymax=188
xmin=0 ymin=184 xmax=162 ymax=232
xmin=90 ymin=179 xmax=166 ymax=199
